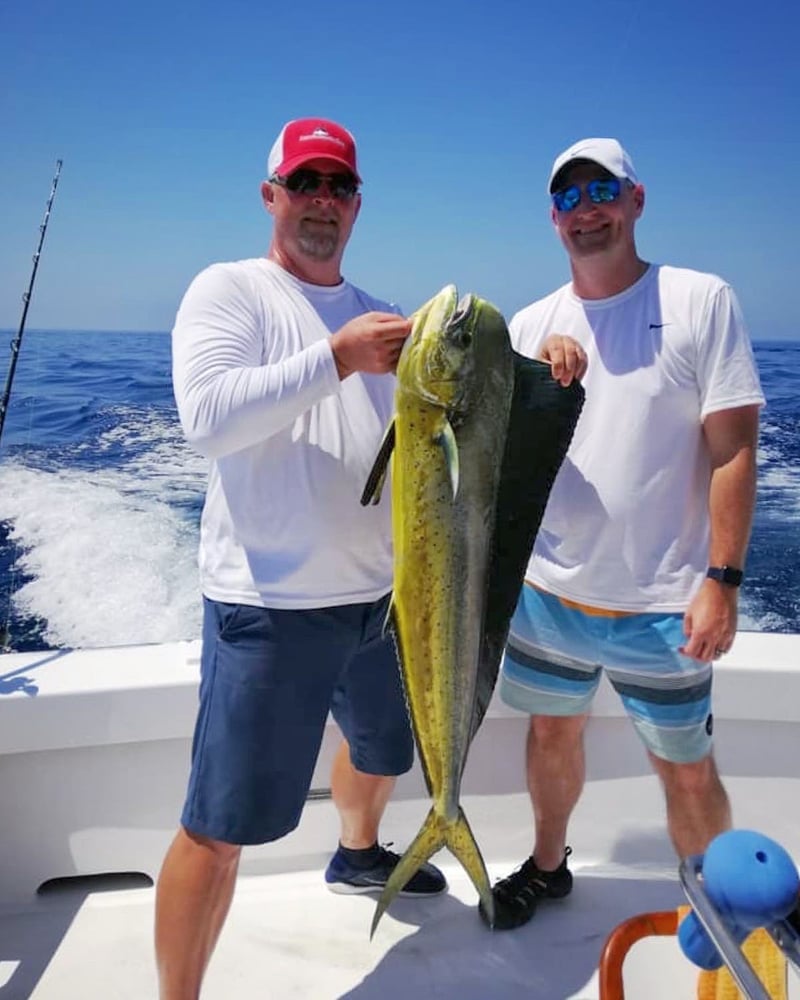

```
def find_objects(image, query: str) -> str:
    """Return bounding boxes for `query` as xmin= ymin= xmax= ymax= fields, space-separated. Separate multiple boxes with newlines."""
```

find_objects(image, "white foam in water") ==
xmin=759 ymin=418 xmax=800 ymax=518
xmin=78 ymin=402 xmax=210 ymax=509
xmin=0 ymin=462 xmax=203 ymax=648
xmin=759 ymin=465 xmax=800 ymax=515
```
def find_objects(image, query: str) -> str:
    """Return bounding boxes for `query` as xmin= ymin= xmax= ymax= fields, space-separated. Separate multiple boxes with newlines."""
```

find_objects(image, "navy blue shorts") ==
xmin=180 ymin=594 xmax=413 ymax=845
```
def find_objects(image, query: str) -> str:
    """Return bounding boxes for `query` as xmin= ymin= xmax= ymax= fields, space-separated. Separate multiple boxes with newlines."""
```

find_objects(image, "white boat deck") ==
xmin=1 ymin=631 xmax=799 ymax=999
xmin=0 ymin=792 xmax=691 ymax=1000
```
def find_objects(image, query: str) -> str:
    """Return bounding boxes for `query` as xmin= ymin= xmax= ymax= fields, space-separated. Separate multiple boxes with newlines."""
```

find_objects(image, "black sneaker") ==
xmin=325 ymin=843 xmax=447 ymax=897
xmin=479 ymin=847 xmax=573 ymax=930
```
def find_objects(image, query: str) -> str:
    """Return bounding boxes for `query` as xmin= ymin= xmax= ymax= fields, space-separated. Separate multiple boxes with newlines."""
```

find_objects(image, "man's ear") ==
xmin=261 ymin=180 xmax=275 ymax=215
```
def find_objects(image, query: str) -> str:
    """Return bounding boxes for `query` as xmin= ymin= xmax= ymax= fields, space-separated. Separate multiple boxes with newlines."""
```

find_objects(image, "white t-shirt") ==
xmin=172 ymin=257 xmax=398 ymax=609
xmin=510 ymin=264 xmax=765 ymax=612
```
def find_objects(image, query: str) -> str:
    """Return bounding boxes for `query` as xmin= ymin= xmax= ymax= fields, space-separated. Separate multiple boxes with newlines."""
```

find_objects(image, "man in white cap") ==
xmin=481 ymin=138 xmax=764 ymax=930
xmin=157 ymin=118 xmax=445 ymax=997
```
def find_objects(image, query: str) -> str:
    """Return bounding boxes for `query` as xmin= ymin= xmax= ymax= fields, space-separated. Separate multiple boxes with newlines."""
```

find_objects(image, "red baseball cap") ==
xmin=267 ymin=118 xmax=361 ymax=182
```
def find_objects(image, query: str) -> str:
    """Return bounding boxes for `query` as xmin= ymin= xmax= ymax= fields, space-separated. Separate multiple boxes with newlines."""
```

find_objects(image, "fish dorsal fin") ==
xmin=471 ymin=354 xmax=585 ymax=741
xmin=434 ymin=418 xmax=459 ymax=500
xmin=361 ymin=419 xmax=396 ymax=506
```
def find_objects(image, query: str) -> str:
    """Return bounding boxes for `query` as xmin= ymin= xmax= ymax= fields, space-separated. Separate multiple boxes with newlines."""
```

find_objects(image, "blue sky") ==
xmin=1 ymin=0 xmax=797 ymax=339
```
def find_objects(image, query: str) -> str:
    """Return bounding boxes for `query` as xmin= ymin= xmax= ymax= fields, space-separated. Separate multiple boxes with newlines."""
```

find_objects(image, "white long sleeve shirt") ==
xmin=172 ymin=257 xmax=398 ymax=608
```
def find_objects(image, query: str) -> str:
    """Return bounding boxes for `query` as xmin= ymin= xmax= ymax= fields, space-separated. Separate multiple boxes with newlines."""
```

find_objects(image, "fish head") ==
xmin=398 ymin=285 xmax=510 ymax=414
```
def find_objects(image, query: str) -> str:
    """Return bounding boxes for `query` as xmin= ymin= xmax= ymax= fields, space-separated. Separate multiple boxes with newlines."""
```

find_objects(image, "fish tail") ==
xmin=369 ymin=806 xmax=494 ymax=937
xmin=370 ymin=807 xmax=445 ymax=939
xmin=445 ymin=806 xmax=494 ymax=928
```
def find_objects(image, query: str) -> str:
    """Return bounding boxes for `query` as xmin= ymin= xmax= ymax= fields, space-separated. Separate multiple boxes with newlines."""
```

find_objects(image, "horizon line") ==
xmin=1 ymin=327 xmax=798 ymax=344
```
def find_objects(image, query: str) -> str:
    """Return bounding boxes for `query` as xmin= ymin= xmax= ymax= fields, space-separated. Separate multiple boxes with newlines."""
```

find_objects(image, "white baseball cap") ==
xmin=548 ymin=138 xmax=639 ymax=193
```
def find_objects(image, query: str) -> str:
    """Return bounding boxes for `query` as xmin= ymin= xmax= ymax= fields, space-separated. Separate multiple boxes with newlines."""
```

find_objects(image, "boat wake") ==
xmin=0 ymin=403 xmax=206 ymax=650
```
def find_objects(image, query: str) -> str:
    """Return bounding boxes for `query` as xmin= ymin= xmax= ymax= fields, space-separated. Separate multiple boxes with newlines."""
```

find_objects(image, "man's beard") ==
xmin=297 ymin=220 xmax=339 ymax=260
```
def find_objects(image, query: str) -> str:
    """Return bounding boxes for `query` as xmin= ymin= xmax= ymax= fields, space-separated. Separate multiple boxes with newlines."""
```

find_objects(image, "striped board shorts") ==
xmin=500 ymin=584 xmax=714 ymax=764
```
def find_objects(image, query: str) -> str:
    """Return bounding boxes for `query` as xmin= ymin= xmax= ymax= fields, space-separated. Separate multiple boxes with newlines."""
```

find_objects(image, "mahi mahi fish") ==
xmin=361 ymin=285 xmax=584 ymax=935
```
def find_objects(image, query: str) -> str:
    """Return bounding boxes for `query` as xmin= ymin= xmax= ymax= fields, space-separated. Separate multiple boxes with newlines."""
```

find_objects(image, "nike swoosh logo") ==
xmin=649 ymin=323 xmax=669 ymax=329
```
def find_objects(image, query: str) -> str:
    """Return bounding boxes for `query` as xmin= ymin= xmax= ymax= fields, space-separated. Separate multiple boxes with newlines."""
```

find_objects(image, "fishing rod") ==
xmin=0 ymin=159 xmax=63 ymax=449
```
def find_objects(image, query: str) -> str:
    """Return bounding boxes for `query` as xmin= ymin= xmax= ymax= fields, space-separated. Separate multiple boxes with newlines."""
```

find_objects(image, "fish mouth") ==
xmin=440 ymin=293 xmax=475 ymax=351
xmin=424 ymin=294 xmax=477 ymax=385
xmin=445 ymin=293 xmax=475 ymax=330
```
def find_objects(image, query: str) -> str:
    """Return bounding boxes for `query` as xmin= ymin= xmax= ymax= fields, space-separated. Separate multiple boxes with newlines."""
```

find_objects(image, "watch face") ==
xmin=708 ymin=566 xmax=743 ymax=586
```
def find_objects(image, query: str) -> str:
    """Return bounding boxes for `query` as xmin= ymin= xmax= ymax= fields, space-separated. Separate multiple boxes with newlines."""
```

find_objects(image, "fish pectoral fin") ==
xmin=434 ymin=418 xmax=459 ymax=500
xmin=361 ymin=419 xmax=396 ymax=506
xmin=370 ymin=808 xmax=445 ymax=939
xmin=383 ymin=596 xmax=397 ymax=639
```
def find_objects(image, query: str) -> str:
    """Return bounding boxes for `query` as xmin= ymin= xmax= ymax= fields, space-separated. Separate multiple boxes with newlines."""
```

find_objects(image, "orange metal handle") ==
xmin=599 ymin=910 xmax=679 ymax=1000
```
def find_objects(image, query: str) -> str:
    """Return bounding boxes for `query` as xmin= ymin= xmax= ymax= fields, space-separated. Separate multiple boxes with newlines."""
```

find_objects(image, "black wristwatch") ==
xmin=706 ymin=565 xmax=744 ymax=587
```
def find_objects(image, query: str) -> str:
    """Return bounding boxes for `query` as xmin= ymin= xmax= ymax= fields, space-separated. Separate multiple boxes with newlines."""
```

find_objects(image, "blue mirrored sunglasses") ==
xmin=552 ymin=177 xmax=622 ymax=213
xmin=271 ymin=168 xmax=359 ymax=201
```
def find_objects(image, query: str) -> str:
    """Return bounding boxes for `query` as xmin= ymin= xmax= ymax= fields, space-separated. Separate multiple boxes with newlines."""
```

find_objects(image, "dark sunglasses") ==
xmin=271 ymin=168 xmax=360 ymax=201
xmin=552 ymin=177 xmax=623 ymax=213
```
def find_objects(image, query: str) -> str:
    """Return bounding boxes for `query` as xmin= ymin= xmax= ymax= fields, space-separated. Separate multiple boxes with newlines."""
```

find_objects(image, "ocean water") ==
xmin=0 ymin=331 xmax=798 ymax=652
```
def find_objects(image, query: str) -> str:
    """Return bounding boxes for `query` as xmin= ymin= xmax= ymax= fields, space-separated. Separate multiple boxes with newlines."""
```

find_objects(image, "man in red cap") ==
xmin=157 ymin=118 xmax=445 ymax=998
